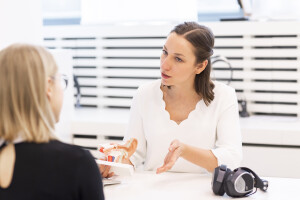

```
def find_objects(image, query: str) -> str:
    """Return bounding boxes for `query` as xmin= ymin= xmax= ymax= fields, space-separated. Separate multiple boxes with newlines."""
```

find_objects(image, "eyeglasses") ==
xmin=51 ymin=74 xmax=68 ymax=90
xmin=60 ymin=74 xmax=68 ymax=90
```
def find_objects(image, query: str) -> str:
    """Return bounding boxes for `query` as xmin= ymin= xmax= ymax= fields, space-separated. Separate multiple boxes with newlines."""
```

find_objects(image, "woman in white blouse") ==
xmin=101 ymin=22 xmax=242 ymax=177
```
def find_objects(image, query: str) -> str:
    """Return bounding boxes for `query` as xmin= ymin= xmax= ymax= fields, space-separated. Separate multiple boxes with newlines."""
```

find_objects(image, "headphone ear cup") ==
xmin=223 ymin=170 xmax=233 ymax=196
xmin=219 ymin=168 xmax=232 ymax=196
xmin=225 ymin=168 xmax=257 ymax=197
xmin=218 ymin=181 xmax=226 ymax=196
xmin=212 ymin=165 xmax=231 ymax=196
xmin=212 ymin=166 xmax=223 ymax=195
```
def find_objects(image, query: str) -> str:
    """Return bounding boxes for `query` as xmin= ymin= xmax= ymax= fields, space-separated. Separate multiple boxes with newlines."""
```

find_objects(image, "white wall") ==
xmin=0 ymin=0 xmax=43 ymax=49
xmin=0 ymin=1 xmax=74 ymax=142
xmin=51 ymin=50 xmax=74 ymax=143
xmin=81 ymin=0 xmax=197 ymax=24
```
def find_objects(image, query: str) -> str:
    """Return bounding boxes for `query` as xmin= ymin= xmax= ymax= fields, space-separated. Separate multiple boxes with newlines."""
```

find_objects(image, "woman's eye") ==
xmin=162 ymin=50 xmax=168 ymax=55
xmin=175 ymin=57 xmax=182 ymax=62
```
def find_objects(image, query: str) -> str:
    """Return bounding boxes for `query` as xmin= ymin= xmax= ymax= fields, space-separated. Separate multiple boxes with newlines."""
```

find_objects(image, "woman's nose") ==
xmin=160 ymin=57 xmax=171 ymax=71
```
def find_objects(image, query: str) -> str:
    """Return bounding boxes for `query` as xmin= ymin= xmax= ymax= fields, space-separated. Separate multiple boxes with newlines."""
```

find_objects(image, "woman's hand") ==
xmin=98 ymin=138 xmax=137 ymax=177
xmin=156 ymin=139 xmax=185 ymax=174
xmin=98 ymin=158 xmax=114 ymax=178
xmin=98 ymin=156 xmax=134 ymax=178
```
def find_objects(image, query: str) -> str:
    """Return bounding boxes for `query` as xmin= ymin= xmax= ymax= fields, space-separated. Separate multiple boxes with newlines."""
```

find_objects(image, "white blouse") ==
xmin=124 ymin=79 xmax=242 ymax=173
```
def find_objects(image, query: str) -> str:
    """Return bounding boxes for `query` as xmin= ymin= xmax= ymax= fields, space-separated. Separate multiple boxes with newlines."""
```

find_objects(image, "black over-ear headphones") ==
xmin=212 ymin=165 xmax=268 ymax=197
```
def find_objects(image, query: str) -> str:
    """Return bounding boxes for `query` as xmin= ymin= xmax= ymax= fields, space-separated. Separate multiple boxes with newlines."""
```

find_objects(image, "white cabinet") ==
xmin=242 ymin=146 xmax=300 ymax=178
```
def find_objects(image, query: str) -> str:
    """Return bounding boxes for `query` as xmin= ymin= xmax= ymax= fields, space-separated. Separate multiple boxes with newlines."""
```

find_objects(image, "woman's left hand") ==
xmin=156 ymin=139 xmax=185 ymax=174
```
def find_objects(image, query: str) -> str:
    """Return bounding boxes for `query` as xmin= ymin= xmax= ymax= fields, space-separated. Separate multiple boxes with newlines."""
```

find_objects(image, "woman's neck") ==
xmin=161 ymin=83 xmax=200 ymax=101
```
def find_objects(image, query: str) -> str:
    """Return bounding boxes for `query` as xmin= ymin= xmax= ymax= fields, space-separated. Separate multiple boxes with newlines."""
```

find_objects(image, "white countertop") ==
xmin=104 ymin=171 xmax=300 ymax=200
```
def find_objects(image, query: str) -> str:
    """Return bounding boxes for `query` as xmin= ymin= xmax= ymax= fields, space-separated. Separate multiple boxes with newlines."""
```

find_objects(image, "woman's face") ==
xmin=47 ymin=73 xmax=64 ymax=122
xmin=160 ymin=33 xmax=205 ymax=88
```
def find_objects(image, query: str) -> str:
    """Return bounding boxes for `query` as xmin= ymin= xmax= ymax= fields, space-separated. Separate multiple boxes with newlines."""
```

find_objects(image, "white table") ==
xmin=104 ymin=171 xmax=300 ymax=200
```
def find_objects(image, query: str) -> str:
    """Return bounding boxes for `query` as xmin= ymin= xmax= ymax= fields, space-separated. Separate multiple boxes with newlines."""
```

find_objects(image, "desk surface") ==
xmin=104 ymin=171 xmax=299 ymax=200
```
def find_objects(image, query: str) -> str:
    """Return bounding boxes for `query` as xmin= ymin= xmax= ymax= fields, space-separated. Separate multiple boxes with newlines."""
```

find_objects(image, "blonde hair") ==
xmin=0 ymin=44 xmax=58 ymax=188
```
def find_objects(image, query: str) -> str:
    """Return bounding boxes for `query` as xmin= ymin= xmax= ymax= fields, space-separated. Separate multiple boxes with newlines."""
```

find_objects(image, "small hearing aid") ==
xmin=212 ymin=165 xmax=268 ymax=198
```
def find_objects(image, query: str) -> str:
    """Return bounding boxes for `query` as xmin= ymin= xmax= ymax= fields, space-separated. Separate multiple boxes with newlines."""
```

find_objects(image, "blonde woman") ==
xmin=0 ymin=44 xmax=104 ymax=200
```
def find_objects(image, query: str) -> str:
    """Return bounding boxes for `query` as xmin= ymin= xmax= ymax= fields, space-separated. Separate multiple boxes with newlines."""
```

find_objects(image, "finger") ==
xmin=102 ymin=169 xmax=109 ymax=178
xmin=102 ymin=165 xmax=111 ymax=178
xmin=163 ymin=152 xmax=171 ymax=163
xmin=164 ymin=162 xmax=174 ymax=170
xmin=156 ymin=164 xmax=171 ymax=174
xmin=107 ymin=172 xmax=114 ymax=178
xmin=99 ymin=164 xmax=105 ymax=173
xmin=158 ymin=160 xmax=174 ymax=172
xmin=156 ymin=166 xmax=166 ymax=174
xmin=163 ymin=151 xmax=177 ymax=166
xmin=99 ymin=163 xmax=108 ymax=173
xmin=156 ymin=162 xmax=167 ymax=174
xmin=101 ymin=165 xmax=107 ymax=177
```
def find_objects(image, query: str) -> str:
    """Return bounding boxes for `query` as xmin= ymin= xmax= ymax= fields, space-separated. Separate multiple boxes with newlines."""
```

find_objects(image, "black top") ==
xmin=0 ymin=140 xmax=104 ymax=200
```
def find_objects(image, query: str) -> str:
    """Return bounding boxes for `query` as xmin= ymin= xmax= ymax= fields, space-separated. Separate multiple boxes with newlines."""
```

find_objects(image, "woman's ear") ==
xmin=46 ymin=78 xmax=54 ymax=101
xmin=195 ymin=59 xmax=208 ymax=74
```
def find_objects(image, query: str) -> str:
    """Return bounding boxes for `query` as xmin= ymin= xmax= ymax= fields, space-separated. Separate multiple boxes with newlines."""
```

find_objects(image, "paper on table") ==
xmin=102 ymin=178 xmax=121 ymax=186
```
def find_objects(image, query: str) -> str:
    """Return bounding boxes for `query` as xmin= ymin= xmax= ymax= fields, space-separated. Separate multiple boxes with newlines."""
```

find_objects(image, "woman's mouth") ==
xmin=161 ymin=73 xmax=171 ymax=79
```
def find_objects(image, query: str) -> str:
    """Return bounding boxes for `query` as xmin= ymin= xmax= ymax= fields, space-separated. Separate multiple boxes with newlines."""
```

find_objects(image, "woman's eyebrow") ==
xmin=163 ymin=45 xmax=185 ymax=57
xmin=174 ymin=53 xmax=185 ymax=57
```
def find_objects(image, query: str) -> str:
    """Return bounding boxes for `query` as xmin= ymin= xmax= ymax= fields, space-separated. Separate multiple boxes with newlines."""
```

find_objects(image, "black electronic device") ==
xmin=240 ymin=99 xmax=250 ymax=117
xmin=212 ymin=165 xmax=268 ymax=197
xmin=73 ymin=75 xmax=81 ymax=108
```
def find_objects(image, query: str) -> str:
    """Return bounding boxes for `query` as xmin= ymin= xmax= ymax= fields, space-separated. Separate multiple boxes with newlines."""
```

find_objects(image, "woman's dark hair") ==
xmin=171 ymin=22 xmax=215 ymax=106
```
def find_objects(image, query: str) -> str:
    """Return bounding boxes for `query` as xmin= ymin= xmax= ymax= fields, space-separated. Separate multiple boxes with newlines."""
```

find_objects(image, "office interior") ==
xmin=1 ymin=0 xmax=300 ymax=198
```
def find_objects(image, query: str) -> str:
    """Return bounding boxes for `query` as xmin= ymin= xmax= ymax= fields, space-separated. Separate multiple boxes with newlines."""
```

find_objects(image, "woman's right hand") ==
xmin=98 ymin=158 xmax=114 ymax=178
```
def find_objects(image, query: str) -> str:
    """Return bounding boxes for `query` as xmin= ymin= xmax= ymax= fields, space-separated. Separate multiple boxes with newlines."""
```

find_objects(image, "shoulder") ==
xmin=14 ymin=140 xmax=98 ymax=176
xmin=210 ymin=81 xmax=238 ymax=108
xmin=134 ymin=79 xmax=161 ymax=102
xmin=213 ymin=81 xmax=236 ymax=99
xmin=128 ymin=80 xmax=162 ymax=116
xmin=136 ymin=79 xmax=161 ymax=95
xmin=45 ymin=141 xmax=103 ymax=196
xmin=44 ymin=140 xmax=95 ymax=163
